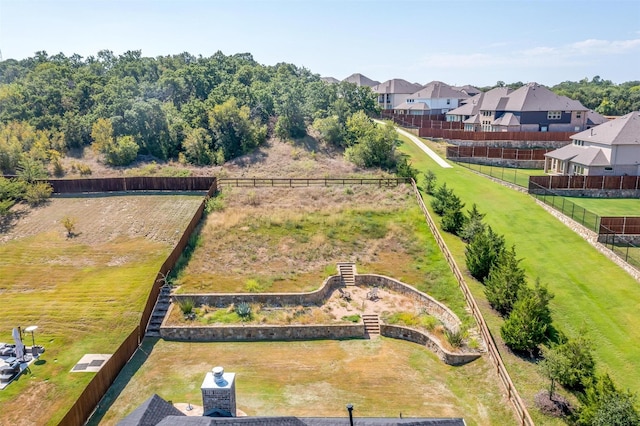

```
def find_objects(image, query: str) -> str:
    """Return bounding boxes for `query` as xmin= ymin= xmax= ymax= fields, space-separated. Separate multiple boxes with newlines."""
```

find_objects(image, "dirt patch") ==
xmin=1 ymin=194 xmax=204 ymax=246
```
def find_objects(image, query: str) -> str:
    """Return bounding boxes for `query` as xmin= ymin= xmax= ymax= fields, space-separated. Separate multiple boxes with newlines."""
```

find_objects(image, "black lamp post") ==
xmin=346 ymin=403 xmax=354 ymax=426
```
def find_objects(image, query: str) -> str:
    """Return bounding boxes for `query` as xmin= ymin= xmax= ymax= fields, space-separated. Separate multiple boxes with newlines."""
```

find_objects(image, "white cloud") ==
xmin=417 ymin=38 xmax=640 ymax=71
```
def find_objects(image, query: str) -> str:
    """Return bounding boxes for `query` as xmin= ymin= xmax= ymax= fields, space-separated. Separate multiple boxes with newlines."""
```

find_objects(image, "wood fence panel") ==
xmin=600 ymin=217 xmax=640 ymax=235
xmin=44 ymin=177 xmax=216 ymax=194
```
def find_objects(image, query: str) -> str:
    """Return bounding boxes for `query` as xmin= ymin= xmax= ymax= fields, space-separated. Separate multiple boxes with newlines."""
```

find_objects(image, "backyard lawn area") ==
xmin=89 ymin=338 xmax=515 ymax=426
xmin=566 ymin=196 xmax=640 ymax=217
xmin=0 ymin=194 xmax=203 ymax=426
xmin=397 ymin=133 xmax=640 ymax=424
xmin=453 ymin=161 xmax=548 ymax=188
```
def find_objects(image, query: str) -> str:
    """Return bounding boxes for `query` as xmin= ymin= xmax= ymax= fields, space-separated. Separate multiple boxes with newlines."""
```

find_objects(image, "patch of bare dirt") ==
xmin=1 ymin=195 xmax=203 ymax=246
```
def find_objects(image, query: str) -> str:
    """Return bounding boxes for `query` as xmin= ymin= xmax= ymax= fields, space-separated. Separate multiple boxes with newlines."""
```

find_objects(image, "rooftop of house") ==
xmin=342 ymin=73 xmax=381 ymax=87
xmin=118 ymin=394 xmax=466 ymax=426
xmin=320 ymin=77 xmax=340 ymax=84
xmin=446 ymin=87 xmax=512 ymax=116
xmin=393 ymin=101 xmax=432 ymax=111
xmin=503 ymin=82 xmax=586 ymax=112
xmin=372 ymin=79 xmax=423 ymax=95
xmin=545 ymin=144 xmax=611 ymax=167
xmin=451 ymin=85 xmax=481 ymax=96
xmin=409 ymin=81 xmax=470 ymax=100
xmin=571 ymin=111 xmax=640 ymax=145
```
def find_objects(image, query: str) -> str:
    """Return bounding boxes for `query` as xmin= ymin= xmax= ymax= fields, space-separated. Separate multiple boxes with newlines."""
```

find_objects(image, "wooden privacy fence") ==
xmin=380 ymin=113 xmax=458 ymax=129
xmin=529 ymin=175 xmax=640 ymax=191
xmin=419 ymin=127 xmax=573 ymax=142
xmin=57 ymin=180 xmax=218 ymax=426
xmin=599 ymin=217 xmax=640 ymax=235
xmin=218 ymin=177 xmax=410 ymax=187
xmin=409 ymin=179 xmax=534 ymax=426
xmin=57 ymin=328 xmax=140 ymax=426
xmin=447 ymin=146 xmax=552 ymax=161
xmin=43 ymin=176 xmax=216 ymax=194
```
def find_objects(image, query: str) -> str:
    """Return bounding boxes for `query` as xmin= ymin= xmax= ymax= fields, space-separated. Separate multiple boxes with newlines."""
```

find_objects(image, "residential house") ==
xmin=342 ymin=73 xmax=380 ymax=87
xmin=372 ymin=79 xmax=423 ymax=110
xmin=393 ymin=81 xmax=470 ymax=115
xmin=320 ymin=77 xmax=340 ymax=84
xmin=446 ymin=83 xmax=589 ymax=132
xmin=445 ymin=87 xmax=512 ymax=131
xmin=452 ymin=84 xmax=482 ymax=97
xmin=544 ymin=111 xmax=640 ymax=176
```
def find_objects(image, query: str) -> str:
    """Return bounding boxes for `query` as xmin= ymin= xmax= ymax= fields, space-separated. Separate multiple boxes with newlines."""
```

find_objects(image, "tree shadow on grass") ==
xmin=85 ymin=337 xmax=160 ymax=426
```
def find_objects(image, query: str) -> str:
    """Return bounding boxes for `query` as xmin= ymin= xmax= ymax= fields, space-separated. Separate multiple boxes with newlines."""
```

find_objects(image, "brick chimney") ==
xmin=201 ymin=366 xmax=236 ymax=417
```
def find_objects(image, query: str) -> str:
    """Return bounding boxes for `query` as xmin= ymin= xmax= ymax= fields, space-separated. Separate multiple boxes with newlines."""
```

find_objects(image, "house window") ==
xmin=573 ymin=165 xmax=585 ymax=175
xmin=576 ymin=112 xmax=582 ymax=119
xmin=573 ymin=140 xmax=584 ymax=146
xmin=548 ymin=111 xmax=562 ymax=120
xmin=447 ymin=99 xmax=451 ymax=105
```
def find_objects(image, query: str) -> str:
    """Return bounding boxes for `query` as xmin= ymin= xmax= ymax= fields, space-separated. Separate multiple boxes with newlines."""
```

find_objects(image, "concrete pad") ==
xmin=70 ymin=354 xmax=112 ymax=373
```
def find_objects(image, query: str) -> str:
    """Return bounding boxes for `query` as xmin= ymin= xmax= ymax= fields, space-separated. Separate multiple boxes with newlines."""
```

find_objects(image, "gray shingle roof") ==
xmin=446 ymin=87 xmax=512 ymax=117
xmin=544 ymin=145 xmax=611 ymax=167
xmin=372 ymin=79 xmax=423 ymax=94
xmin=342 ymin=73 xmax=381 ymax=87
xmin=409 ymin=81 xmax=470 ymax=100
xmin=118 ymin=394 xmax=185 ymax=426
xmin=394 ymin=101 xmax=432 ymax=111
xmin=320 ymin=77 xmax=340 ymax=84
xmin=493 ymin=112 xmax=520 ymax=126
xmin=586 ymin=110 xmax=608 ymax=126
xmin=503 ymin=82 xmax=586 ymax=112
xmin=571 ymin=111 xmax=640 ymax=145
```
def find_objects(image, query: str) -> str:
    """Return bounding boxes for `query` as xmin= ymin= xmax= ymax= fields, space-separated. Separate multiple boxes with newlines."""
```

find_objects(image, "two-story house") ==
xmin=372 ymin=79 xmax=423 ymax=110
xmin=544 ymin=111 xmax=640 ymax=176
xmin=446 ymin=83 xmax=591 ymax=132
xmin=392 ymin=81 xmax=470 ymax=115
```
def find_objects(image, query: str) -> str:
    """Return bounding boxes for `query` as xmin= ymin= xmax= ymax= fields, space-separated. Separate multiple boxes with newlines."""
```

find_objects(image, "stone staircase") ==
xmin=146 ymin=285 xmax=172 ymax=337
xmin=337 ymin=262 xmax=356 ymax=286
xmin=362 ymin=314 xmax=380 ymax=337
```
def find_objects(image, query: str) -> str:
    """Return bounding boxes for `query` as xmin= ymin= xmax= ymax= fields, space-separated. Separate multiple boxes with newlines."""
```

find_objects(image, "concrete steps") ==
xmin=362 ymin=314 xmax=380 ymax=336
xmin=337 ymin=262 xmax=356 ymax=286
xmin=145 ymin=285 xmax=172 ymax=337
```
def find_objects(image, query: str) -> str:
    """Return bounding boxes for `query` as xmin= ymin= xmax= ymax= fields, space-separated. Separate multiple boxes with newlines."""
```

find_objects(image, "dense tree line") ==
xmin=0 ymin=50 xmax=380 ymax=173
xmin=482 ymin=76 xmax=640 ymax=116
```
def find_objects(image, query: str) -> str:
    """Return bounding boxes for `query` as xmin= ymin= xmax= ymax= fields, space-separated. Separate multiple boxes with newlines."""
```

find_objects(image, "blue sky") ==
xmin=0 ymin=0 xmax=639 ymax=87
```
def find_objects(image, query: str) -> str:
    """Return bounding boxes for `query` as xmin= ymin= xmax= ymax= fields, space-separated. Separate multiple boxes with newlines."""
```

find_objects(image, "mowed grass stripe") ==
xmin=397 ymin=135 xmax=640 ymax=417
xmin=0 ymin=195 xmax=203 ymax=426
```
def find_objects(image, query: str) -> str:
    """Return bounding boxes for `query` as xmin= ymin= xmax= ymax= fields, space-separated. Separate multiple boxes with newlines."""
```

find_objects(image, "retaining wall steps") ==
xmin=337 ymin=262 xmax=356 ymax=286
xmin=363 ymin=314 xmax=380 ymax=336
xmin=146 ymin=286 xmax=172 ymax=337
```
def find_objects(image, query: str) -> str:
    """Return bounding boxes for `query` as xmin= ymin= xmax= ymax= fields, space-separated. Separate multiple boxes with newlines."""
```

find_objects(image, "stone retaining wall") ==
xmin=172 ymin=276 xmax=341 ymax=307
xmin=160 ymin=324 xmax=365 ymax=342
xmin=355 ymin=274 xmax=461 ymax=332
xmin=380 ymin=324 xmax=480 ymax=366
xmin=456 ymin=158 xmax=545 ymax=169
xmin=532 ymin=189 xmax=640 ymax=198
xmin=447 ymin=139 xmax=568 ymax=149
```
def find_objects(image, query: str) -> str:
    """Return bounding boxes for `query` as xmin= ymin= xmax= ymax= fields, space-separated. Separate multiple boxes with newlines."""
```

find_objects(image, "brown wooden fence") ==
xmin=380 ymin=113 xmax=457 ymax=129
xmin=529 ymin=175 xmax=640 ymax=191
xmin=57 ymin=180 xmax=218 ymax=426
xmin=42 ymin=176 xmax=216 ymax=194
xmin=600 ymin=217 xmax=640 ymax=235
xmin=218 ymin=177 xmax=409 ymax=187
xmin=57 ymin=327 xmax=140 ymax=426
xmin=419 ymin=127 xmax=573 ymax=142
xmin=409 ymin=179 xmax=534 ymax=426
xmin=447 ymin=146 xmax=553 ymax=161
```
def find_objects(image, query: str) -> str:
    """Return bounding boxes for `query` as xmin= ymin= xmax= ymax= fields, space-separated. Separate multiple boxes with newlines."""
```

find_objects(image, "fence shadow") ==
xmin=85 ymin=338 xmax=160 ymax=426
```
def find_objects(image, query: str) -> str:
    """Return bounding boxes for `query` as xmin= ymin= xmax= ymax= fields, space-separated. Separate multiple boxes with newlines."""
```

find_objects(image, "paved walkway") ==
xmin=374 ymin=120 xmax=452 ymax=168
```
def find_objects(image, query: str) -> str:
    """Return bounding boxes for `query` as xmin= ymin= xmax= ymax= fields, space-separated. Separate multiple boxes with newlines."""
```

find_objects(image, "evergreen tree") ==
xmin=465 ymin=226 xmax=505 ymax=282
xmin=484 ymin=245 xmax=526 ymax=315
xmin=460 ymin=203 xmax=486 ymax=242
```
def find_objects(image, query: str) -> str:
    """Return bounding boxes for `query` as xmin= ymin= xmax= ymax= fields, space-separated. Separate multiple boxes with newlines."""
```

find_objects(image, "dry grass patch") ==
xmin=91 ymin=338 xmax=515 ymax=426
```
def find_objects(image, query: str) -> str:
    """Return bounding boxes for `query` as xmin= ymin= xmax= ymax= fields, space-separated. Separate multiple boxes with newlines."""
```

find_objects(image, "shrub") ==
xmin=395 ymin=156 xmax=418 ymax=180
xmin=445 ymin=329 xmax=464 ymax=348
xmin=105 ymin=136 xmax=139 ymax=166
xmin=342 ymin=314 xmax=361 ymax=323
xmin=23 ymin=182 xmax=53 ymax=206
xmin=0 ymin=199 xmax=15 ymax=216
xmin=178 ymin=298 xmax=195 ymax=315
xmin=61 ymin=216 xmax=77 ymax=238
xmin=484 ymin=246 xmax=526 ymax=316
xmin=235 ymin=302 xmax=252 ymax=320
xmin=423 ymin=170 xmax=437 ymax=195
xmin=465 ymin=225 xmax=505 ymax=282
xmin=205 ymin=195 xmax=226 ymax=213
xmin=420 ymin=315 xmax=439 ymax=331
xmin=244 ymin=279 xmax=262 ymax=292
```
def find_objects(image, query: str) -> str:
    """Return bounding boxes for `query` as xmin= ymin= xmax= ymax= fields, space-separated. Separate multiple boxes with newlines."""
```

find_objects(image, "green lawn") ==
xmin=89 ymin=338 xmax=516 ymax=426
xmin=398 ymin=135 xmax=640 ymax=424
xmin=453 ymin=161 xmax=548 ymax=188
xmin=0 ymin=195 xmax=203 ymax=425
xmin=566 ymin=196 xmax=640 ymax=217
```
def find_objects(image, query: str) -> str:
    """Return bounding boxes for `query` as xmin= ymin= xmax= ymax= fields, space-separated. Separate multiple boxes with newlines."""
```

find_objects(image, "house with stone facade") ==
xmin=392 ymin=81 xmax=470 ymax=116
xmin=446 ymin=83 xmax=593 ymax=133
xmin=544 ymin=111 xmax=640 ymax=176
